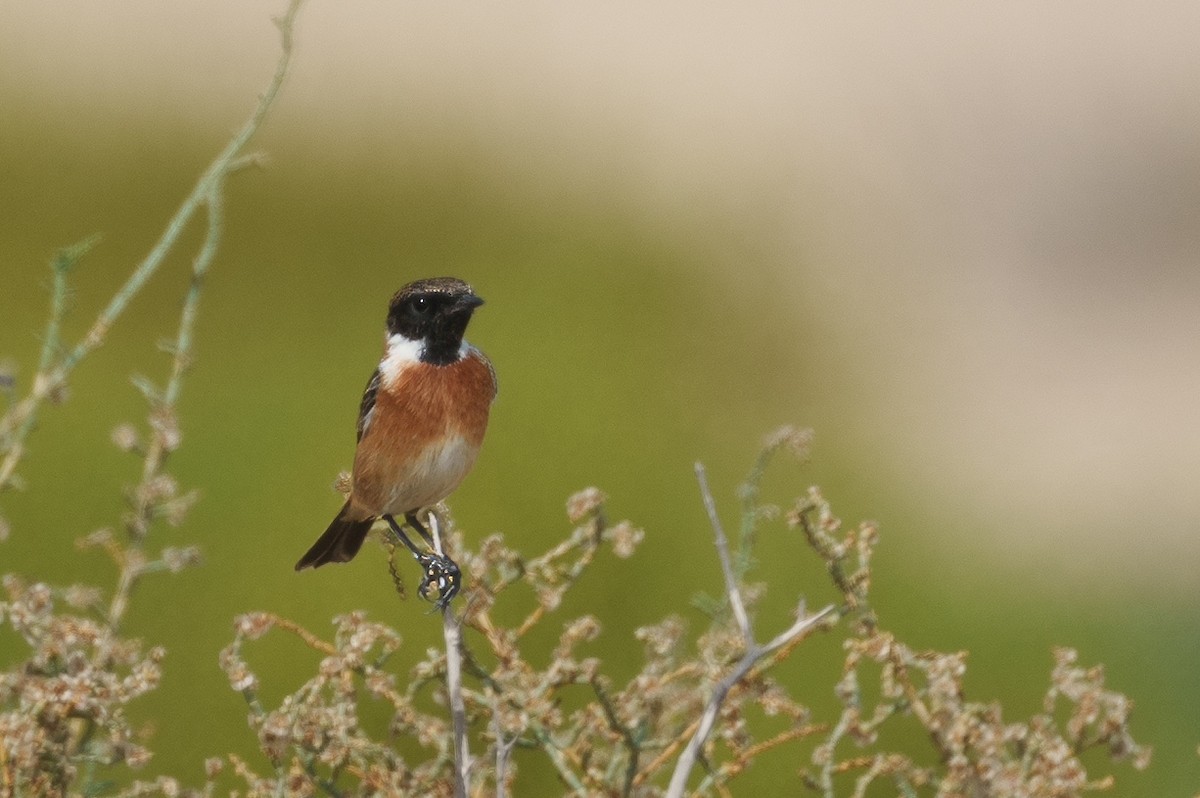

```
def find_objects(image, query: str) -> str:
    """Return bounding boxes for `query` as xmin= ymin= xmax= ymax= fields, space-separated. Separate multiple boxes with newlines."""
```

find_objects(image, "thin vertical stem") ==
xmin=694 ymin=463 xmax=751 ymax=643
xmin=431 ymin=512 xmax=470 ymax=797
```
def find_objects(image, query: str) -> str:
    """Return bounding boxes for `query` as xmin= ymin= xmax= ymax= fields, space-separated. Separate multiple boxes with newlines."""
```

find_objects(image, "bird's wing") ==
xmin=356 ymin=368 xmax=381 ymax=442
xmin=467 ymin=344 xmax=499 ymax=399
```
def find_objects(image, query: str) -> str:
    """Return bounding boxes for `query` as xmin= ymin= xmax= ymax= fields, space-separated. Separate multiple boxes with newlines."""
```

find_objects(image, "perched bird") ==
xmin=295 ymin=277 xmax=496 ymax=607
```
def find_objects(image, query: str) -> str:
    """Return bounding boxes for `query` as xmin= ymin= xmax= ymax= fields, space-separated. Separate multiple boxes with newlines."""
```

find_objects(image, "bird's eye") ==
xmin=410 ymin=296 xmax=432 ymax=315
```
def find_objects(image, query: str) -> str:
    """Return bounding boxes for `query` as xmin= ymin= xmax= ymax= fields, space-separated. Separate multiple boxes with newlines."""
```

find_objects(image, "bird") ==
xmin=295 ymin=276 xmax=496 ymax=608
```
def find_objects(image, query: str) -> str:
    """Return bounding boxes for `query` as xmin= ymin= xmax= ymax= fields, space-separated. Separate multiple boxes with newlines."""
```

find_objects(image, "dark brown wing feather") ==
xmin=356 ymin=368 xmax=381 ymax=442
xmin=294 ymin=501 xmax=375 ymax=570
xmin=295 ymin=370 xmax=381 ymax=570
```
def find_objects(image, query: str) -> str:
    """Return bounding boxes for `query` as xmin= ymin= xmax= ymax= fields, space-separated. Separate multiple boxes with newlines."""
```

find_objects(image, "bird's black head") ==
xmin=386 ymin=277 xmax=485 ymax=365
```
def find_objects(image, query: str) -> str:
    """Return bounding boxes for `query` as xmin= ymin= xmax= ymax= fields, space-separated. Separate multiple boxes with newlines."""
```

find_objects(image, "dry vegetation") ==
xmin=0 ymin=2 xmax=1157 ymax=796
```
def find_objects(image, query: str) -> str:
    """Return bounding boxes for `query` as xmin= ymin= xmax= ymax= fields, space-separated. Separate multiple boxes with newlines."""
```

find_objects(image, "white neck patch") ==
xmin=379 ymin=334 xmax=424 ymax=386
xmin=378 ymin=334 xmax=470 ymax=386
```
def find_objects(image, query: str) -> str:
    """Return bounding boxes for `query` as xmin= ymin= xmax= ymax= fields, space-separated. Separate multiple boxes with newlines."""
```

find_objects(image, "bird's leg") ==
xmin=405 ymin=510 xmax=438 ymax=549
xmin=383 ymin=512 xmax=461 ymax=610
xmin=383 ymin=514 xmax=425 ymax=557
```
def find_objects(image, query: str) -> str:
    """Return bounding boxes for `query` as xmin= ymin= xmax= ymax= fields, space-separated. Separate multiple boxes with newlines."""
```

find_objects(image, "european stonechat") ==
xmin=295 ymin=277 xmax=496 ymax=608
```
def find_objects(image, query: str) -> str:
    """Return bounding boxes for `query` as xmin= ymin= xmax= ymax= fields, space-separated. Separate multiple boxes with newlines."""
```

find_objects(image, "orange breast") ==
xmin=349 ymin=350 xmax=496 ymax=517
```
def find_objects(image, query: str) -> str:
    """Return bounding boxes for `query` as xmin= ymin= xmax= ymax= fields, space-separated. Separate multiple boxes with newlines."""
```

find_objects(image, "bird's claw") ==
xmin=415 ymin=552 xmax=461 ymax=611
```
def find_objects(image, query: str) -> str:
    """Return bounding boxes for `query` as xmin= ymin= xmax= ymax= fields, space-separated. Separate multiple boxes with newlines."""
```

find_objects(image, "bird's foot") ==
xmin=414 ymin=551 xmax=461 ymax=611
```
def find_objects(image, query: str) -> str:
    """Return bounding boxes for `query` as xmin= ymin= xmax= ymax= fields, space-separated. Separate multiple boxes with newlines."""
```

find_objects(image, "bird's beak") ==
xmin=458 ymin=293 xmax=485 ymax=311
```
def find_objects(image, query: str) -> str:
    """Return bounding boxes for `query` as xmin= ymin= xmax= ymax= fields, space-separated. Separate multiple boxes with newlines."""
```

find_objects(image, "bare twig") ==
xmin=514 ymin=513 xmax=605 ymax=638
xmin=431 ymin=512 xmax=470 ymax=798
xmin=694 ymin=463 xmax=751 ymax=643
xmin=664 ymin=604 xmax=831 ymax=798
xmin=102 ymin=0 xmax=303 ymax=628
xmin=665 ymin=463 xmax=833 ymax=798
xmin=0 ymin=237 xmax=99 ymax=491
xmin=588 ymin=674 xmax=641 ymax=795
xmin=0 ymin=0 xmax=303 ymax=513
xmin=491 ymin=699 xmax=517 ymax=798
xmin=255 ymin=613 xmax=338 ymax=657
xmin=696 ymin=722 xmax=827 ymax=791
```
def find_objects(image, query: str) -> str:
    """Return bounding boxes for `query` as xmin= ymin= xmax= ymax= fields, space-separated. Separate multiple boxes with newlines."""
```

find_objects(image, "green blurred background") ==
xmin=2 ymin=2 xmax=1197 ymax=794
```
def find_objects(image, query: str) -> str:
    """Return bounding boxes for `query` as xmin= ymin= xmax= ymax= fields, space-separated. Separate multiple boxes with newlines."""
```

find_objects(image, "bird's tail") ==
xmin=295 ymin=502 xmax=376 ymax=570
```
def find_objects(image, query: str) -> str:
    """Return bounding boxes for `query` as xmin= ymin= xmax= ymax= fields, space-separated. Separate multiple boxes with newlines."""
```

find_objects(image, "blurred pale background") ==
xmin=2 ymin=1 xmax=1197 ymax=793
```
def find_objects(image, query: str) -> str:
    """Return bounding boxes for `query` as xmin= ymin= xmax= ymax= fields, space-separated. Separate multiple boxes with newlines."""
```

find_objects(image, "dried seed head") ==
xmin=566 ymin=487 xmax=606 ymax=523
xmin=604 ymin=521 xmax=644 ymax=558
xmin=111 ymin=423 xmax=141 ymax=452
xmin=763 ymin=425 xmax=814 ymax=460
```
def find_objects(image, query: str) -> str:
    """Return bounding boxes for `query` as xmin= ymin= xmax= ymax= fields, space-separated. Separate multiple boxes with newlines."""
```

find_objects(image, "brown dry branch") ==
xmin=2 ymin=397 xmax=1157 ymax=798
xmin=0 ymin=2 xmax=305 ymax=795
xmin=202 ymin=422 xmax=1152 ymax=797
xmin=219 ymin=463 xmax=843 ymax=796
xmin=791 ymin=488 xmax=1151 ymax=798
xmin=0 ymin=576 xmax=164 ymax=796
